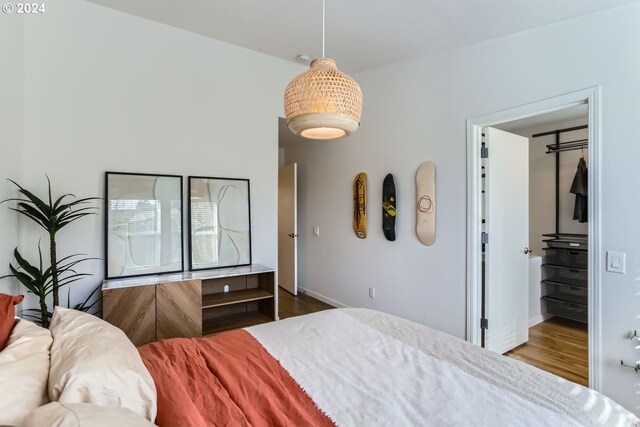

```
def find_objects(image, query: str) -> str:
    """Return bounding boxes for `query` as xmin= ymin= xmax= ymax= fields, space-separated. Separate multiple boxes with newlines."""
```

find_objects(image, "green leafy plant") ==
xmin=2 ymin=245 xmax=53 ymax=326
xmin=2 ymin=177 xmax=99 ymax=307
xmin=0 ymin=177 xmax=100 ymax=326
xmin=620 ymin=330 xmax=640 ymax=373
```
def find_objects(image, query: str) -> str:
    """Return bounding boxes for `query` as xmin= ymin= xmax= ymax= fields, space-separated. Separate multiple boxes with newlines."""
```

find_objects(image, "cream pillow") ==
xmin=48 ymin=307 xmax=157 ymax=422
xmin=24 ymin=402 xmax=156 ymax=427
xmin=0 ymin=319 xmax=53 ymax=427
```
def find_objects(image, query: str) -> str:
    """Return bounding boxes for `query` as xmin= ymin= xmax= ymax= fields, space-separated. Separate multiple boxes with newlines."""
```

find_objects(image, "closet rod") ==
xmin=549 ymin=138 xmax=588 ymax=145
xmin=546 ymin=145 xmax=588 ymax=154
xmin=546 ymin=139 xmax=588 ymax=154
xmin=532 ymin=124 xmax=587 ymax=138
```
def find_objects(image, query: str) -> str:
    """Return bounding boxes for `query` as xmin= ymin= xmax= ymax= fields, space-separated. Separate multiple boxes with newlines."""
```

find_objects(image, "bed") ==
xmin=1 ymin=303 xmax=638 ymax=427
xmin=140 ymin=308 xmax=638 ymax=427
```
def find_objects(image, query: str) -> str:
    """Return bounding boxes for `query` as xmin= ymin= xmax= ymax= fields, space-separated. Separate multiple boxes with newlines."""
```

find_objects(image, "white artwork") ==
xmin=106 ymin=173 xmax=183 ymax=278
xmin=189 ymin=177 xmax=251 ymax=270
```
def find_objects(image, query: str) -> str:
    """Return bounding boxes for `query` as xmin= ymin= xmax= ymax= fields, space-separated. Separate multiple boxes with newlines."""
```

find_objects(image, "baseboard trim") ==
xmin=528 ymin=314 xmax=547 ymax=328
xmin=298 ymin=287 xmax=349 ymax=308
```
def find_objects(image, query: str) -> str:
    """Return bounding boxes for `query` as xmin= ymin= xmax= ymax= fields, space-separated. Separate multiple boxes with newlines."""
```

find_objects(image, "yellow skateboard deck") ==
xmin=416 ymin=161 xmax=435 ymax=245
xmin=353 ymin=172 xmax=367 ymax=239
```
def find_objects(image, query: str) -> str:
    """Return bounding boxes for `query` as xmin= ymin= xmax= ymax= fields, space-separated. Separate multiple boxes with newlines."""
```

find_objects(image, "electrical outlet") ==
xmin=368 ymin=287 xmax=375 ymax=298
xmin=223 ymin=284 xmax=230 ymax=293
xmin=313 ymin=226 xmax=320 ymax=236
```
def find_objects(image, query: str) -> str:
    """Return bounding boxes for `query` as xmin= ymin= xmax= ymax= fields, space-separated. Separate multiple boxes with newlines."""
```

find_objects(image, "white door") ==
xmin=278 ymin=163 xmax=297 ymax=295
xmin=484 ymin=127 xmax=529 ymax=354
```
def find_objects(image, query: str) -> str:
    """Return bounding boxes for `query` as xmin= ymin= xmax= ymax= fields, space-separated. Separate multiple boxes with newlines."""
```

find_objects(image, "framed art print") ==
xmin=105 ymin=172 xmax=183 ymax=279
xmin=188 ymin=176 xmax=252 ymax=270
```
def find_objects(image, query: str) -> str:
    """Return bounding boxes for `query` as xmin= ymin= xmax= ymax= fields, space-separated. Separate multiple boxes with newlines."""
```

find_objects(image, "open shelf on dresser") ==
xmin=202 ymin=288 xmax=273 ymax=308
xmin=203 ymin=311 xmax=273 ymax=335
xmin=198 ymin=264 xmax=275 ymax=336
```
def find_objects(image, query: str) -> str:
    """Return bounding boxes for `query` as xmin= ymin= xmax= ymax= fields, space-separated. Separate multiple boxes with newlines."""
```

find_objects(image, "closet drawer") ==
xmin=543 ymin=248 xmax=587 ymax=269
xmin=542 ymin=264 xmax=587 ymax=286
xmin=542 ymin=296 xmax=587 ymax=323
xmin=543 ymin=239 xmax=587 ymax=250
xmin=543 ymin=282 xmax=587 ymax=303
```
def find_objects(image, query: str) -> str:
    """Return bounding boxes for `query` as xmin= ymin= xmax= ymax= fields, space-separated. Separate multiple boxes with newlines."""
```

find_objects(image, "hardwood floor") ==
xmin=278 ymin=287 xmax=334 ymax=320
xmin=505 ymin=317 xmax=588 ymax=386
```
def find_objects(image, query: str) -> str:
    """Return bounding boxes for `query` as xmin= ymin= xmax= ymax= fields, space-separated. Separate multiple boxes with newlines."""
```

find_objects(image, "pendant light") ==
xmin=284 ymin=0 xmax=362 ymax=140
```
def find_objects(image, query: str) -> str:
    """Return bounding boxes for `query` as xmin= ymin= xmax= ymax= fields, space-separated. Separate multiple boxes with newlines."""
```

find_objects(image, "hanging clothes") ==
xmin=570 ymin=157 xmax=588 ymax=222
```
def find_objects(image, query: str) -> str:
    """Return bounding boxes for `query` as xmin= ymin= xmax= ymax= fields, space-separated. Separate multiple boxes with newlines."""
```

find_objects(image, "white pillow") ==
xmin=0 ymin=319 xmax=52 ymax=427
xmin=48 ymin=307 xmax=157 ymax=422
xmin=24 ymin=402 xmax=157 ymax=427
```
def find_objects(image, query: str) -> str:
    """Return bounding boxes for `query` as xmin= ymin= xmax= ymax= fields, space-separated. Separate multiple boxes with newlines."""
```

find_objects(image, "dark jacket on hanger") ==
xmin=570 ymin=157 xmax=588 ymax=223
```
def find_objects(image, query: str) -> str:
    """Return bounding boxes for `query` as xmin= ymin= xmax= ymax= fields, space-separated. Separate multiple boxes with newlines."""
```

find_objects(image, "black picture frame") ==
xmin=104 ymin=171 xmax=184 ymax=279
xmin=188 ymin=176 xmax=252 ymax=271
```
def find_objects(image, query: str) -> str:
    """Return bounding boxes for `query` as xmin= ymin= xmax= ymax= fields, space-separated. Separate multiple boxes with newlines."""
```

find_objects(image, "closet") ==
xmin=533 ymin=125 xmax=588 ymax=324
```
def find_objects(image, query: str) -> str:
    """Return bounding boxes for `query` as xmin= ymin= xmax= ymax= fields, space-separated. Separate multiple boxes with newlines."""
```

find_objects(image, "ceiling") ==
xmin=90 ymin=0 xmax=638 ymax=72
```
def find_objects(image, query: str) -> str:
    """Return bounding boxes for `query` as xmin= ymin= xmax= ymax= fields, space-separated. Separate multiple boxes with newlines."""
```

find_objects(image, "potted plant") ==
xmin=0 ymin=178 xmax=100 ymax=327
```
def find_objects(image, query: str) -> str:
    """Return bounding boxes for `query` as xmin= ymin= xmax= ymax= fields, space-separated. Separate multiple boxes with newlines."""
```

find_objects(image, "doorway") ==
xmin=466 ymin=88 xmax=601 ymax=390
xmin=277 ymin=118 xmax=336 ymax=320
xmin=491 ymin=111 xmax=589 ymax=385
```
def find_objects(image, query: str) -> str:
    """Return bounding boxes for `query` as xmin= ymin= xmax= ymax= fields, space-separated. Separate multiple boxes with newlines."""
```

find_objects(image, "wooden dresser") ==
xmin=102 ymin=265 xmax=276 ymax=346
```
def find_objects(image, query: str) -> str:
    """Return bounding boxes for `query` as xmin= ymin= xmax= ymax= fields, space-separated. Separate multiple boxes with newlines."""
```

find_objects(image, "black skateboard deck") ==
xmin=382 ymin=173 xmax=397 ymax=241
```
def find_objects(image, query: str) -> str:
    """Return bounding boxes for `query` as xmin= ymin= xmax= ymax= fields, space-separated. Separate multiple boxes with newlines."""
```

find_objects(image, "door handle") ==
xmin=288 ymin=233 xmax=298 ymax=238
xmin=524 ymin=247 xmax=532 ymax=254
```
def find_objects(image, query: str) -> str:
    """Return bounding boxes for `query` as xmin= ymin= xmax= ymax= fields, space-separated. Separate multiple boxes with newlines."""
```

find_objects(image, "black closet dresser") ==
xmin=541 ymin=233 xmax=588 ymax=323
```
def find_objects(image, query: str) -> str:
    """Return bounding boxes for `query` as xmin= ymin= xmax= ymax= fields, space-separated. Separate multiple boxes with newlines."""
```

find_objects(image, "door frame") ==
xmin=465 ymin=87 xmax=602 ymax=390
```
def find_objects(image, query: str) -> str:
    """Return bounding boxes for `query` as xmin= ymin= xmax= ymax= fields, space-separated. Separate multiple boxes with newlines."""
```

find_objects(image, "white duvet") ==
xmin=248 ymin=308 xmax=639 ymax=427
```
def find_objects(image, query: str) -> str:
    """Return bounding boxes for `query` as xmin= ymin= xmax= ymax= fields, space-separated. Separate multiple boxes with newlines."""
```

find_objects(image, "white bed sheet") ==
xmin=248 ymin=308 xmax=639 ymax=427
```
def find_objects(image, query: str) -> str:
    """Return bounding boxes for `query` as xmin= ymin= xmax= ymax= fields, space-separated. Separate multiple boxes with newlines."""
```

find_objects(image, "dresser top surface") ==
xmin=102 ymin=264 xmax=274 ymax=290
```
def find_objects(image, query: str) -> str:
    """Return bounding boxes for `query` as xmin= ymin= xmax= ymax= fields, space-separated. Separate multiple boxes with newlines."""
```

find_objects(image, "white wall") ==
xmin=285 ymin=3 xmax=640 ymax=411
xmin=0 ymin=14 xmax=24 ymax=295
xmin=15 ymin=0 xmax=303 ymax=308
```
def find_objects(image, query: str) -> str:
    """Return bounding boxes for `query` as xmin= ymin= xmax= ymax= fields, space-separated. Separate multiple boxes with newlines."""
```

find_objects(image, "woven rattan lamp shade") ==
xmin=284 ymin=58 xmax=362 ymax=140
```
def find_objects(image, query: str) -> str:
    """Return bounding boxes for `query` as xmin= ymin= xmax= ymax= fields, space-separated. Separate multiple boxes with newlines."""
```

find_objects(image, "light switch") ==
xmin=607 ymin=251 xmax=626 ymax=274
xmin=313 ymin=226 xmax=320 ymax=236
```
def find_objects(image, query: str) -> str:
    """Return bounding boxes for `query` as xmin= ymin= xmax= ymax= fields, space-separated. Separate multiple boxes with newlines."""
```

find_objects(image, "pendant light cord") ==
xmin=322 ymin=0 xmax=325 ymax=58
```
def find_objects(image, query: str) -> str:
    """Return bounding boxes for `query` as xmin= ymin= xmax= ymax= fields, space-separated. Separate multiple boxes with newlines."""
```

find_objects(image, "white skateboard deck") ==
xmin=416 ymin=161 xmax=435 ymax=245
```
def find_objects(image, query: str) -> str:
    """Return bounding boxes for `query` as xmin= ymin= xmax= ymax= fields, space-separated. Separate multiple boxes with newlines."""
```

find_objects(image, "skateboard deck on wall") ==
xmin=382 ymin=174 xmax=397 ymax=241
xmin=416 ymin=161 xmax=435 ymax=245
xmin=353 ymin=172 xmax=367 ymax=239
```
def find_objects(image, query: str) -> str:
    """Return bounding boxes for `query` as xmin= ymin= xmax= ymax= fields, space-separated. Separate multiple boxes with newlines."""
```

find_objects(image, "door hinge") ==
xmin=481 ymin=232 xmax=488 ymax=244
xmin=480 ymin=318 xmax=489 ymax=330
xmin=481 ymin=146 xmax=489 ymax=158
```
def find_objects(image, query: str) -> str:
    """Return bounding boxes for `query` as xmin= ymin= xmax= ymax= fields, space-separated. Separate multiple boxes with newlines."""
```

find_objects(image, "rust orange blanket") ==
xmin=138 ymin=329 xmax=334 ymax=427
